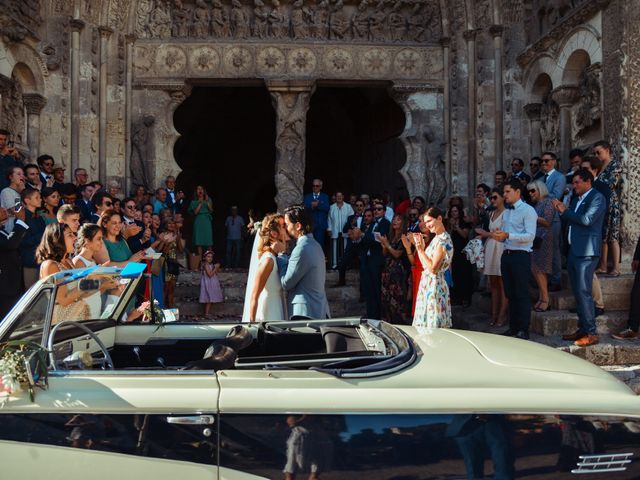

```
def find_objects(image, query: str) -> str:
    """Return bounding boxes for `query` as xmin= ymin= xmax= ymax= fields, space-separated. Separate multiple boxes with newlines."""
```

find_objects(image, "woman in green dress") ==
xmin=39 ymin=187 xmax=60 ymax=225
xmin=97 ymin=209 xmax=145 ymax=266
xmin=188 ymin=185 xmax=213 ymax=258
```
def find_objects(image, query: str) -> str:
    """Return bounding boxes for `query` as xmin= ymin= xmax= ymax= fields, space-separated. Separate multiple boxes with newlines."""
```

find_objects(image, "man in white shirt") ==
xmin=492 ymin=180 xmax=538 ymax=340
xmin=328 ymin=192 xmax=353 ymax=269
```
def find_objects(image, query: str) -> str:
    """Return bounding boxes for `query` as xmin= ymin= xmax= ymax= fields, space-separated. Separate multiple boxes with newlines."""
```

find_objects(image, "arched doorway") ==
xmin=173 ymin=85 xmax=277 ymax=254
xmin=305 ymin=85 xmax=406 ymax=200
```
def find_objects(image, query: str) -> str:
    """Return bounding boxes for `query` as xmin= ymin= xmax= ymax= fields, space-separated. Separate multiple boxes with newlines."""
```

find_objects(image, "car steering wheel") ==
xmin=47 ymin=320 xmax=115 ymax=371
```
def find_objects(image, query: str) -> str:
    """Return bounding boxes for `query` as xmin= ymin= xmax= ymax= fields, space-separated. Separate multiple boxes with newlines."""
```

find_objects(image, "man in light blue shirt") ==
xmin=492 ymin=180 xmax=538 ymax=339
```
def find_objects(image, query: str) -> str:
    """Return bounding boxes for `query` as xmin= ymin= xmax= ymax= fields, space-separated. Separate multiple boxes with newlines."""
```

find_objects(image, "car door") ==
xmin=0 ymin=369 xmax=220 ymax=480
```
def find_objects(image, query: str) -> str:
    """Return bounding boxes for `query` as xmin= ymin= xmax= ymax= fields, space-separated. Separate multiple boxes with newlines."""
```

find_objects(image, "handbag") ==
xmin=166 ymin=259 xmax=180 ymax=276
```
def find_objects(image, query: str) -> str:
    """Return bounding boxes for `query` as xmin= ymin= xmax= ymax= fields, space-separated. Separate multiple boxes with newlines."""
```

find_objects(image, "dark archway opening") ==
xmin=173 ymin=85 xmax=276 ymax=255
xmin=306 ymin=85 xmax=406 ymax=200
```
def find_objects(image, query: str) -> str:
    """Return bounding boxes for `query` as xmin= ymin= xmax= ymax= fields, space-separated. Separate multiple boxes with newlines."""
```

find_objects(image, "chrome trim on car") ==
xmin=571 ymin=453 xmax=633 ymax=474
xmin=166 ymin=415 xmax=215 ymax=425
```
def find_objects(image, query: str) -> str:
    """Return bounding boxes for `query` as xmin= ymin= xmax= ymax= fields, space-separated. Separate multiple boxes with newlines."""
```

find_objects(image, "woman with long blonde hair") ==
xmin=247 ymin=213 xmax=287 ymax=322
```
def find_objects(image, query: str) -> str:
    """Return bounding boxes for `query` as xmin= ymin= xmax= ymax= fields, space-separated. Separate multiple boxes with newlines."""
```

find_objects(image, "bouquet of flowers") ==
xmin=0 ymin=340 xmax=48 ymax=402
xmin=138 ymin=299 xmax=165 ymax=325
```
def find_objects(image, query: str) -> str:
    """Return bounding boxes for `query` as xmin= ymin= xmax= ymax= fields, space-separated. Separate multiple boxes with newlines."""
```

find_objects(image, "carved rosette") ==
xmin=189 ymin=46 xmax=220 ymax=75
xmin=156 ymin=46 xmax=187 ymax=75
xmin=393 ymin=48 xmax=424 ymax=79
xmin=223 ymin=46 xmax=253 ymax=75
xmin=360 ymin=48 xmax=391 ymax=77
xmin=288 ymin=48 xmax=317 ymax=76
xmin=324 ymin=48 xmax=354 ymax=76
xmin=257 ymin=47 xmax=286 ymax=76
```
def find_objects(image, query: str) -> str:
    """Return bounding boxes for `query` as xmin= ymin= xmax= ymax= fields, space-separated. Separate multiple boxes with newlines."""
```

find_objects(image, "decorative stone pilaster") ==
xmin=490 ymin=24 xmax=504 ymax=171
xmin=391 ymin=83 xmax=447 ymax=207
xmin=463 ymin=29 xmax=478 ymax=197
xmin=23 ymin=93 xmax=47 ymax=161
xmin=551 ymin=86 xmax=579 ymax=162
xmin=267 ymin=80 xmax=315 ymax=212
xmin=524 ymin=102 xmax=542 ymax=158
xmin=440 ymin=37 xmax=451 ymax=194
xmin=124 ymin=33 xmax=136 ymax=192
xmin=98 ymin=26 xmax=113 ymax=185
xmin=69 ymin=18 xmax=85 ymax=177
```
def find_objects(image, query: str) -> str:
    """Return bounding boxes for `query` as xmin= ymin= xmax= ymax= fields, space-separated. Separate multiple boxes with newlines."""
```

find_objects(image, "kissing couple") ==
xmin=242 ymin=205 xmax=330 ymax=322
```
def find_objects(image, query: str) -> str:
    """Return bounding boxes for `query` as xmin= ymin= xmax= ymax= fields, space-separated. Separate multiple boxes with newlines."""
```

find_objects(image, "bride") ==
xmin=244 ymin=213 xmax=287 ymax=322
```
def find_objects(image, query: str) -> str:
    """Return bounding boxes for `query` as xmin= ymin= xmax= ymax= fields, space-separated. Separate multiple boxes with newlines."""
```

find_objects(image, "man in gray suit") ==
xmin=541 ymin=151 xmax=567 ymax=290
xmin=277 ymin=205 xmax=330 ymax=319
xmin=552 ymin=169 xmax=606 ymax=347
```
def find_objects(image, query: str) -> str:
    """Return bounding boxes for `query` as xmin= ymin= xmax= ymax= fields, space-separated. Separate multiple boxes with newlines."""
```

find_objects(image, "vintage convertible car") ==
xmin=0 ymin=265 xmax=639 ymax=479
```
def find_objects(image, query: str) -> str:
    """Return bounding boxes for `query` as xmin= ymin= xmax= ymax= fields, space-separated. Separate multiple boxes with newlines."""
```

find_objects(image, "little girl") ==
xmin=200 ymin=250 xmax=223 ymax=317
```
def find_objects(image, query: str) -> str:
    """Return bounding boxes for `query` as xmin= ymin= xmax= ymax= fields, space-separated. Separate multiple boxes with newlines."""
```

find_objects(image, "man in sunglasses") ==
xmin=335 ymin=200 xmax=365 ymax=288
xmin=122 ymin=197 xmax=146 ymax=252
xmin=359 ymin=202 xmax=391 ymax=319
xmin=407 ymin=208 xmax=421 ymax=233
xmin=541 ymin=151 xmax=566 ymax=291
xmin=89 ymin=191 xmax=115 ymax=223
xmin=529 ymin=157 xmax=544 ymax=181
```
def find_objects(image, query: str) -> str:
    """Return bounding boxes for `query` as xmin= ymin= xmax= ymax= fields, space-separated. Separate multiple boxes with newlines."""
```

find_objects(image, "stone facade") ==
xmin=0 ymin=0 xmax=638 ymax=247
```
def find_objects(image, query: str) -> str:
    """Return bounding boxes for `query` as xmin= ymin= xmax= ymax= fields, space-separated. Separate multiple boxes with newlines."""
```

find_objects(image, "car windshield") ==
xmin=51 ymin=272 xmax=133 ymax=324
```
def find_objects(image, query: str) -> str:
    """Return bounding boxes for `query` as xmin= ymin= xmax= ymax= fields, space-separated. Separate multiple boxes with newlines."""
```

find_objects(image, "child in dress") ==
xmin=200 ymin=250 xmax=224 ymax=317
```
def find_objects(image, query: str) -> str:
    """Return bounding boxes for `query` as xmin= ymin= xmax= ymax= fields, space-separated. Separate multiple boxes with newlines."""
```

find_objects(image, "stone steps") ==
xmin=530 ymin=309 xmax=628 ymax=336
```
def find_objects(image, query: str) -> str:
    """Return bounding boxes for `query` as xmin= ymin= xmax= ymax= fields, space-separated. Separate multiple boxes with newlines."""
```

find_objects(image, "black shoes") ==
xmin=501 ymin=329 xmax=529 ymax=340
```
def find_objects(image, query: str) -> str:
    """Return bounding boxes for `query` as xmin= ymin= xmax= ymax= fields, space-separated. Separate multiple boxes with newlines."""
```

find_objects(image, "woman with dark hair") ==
xmin=379 ymin=213 xmax=411 ymax=324
xmin=412 ymin=207 xmax=453 ymax=328
xmin=161 ymin=216 xmax=184 ymax=308
xmin=447 ymin=203 xmax=474 ymax=307
xmin=39 ymin=187 xmax=60 ymax=225
xmin=97 ymin=209 xmax=144 ymax=266
xmin=188 ymin=185 xmax=213 ymax=259
xmin=36 ymin=222 xmax=76 ymax=278
xmin=72 ymin=223 xmax=103 ymax=268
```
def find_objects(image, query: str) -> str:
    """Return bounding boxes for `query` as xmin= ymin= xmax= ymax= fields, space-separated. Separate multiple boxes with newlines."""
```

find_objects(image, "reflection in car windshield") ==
xmin=51 ymin=274 xmax=132 ymax=324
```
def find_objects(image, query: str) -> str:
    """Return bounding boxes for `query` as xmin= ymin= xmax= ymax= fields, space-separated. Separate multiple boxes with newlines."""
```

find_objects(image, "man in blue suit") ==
xmin=541 ymin=151 xmax=567 ymax=290
xmin=358 ymin=202 xmax=391 ymax=319
xmin=552 ymin=169 xmax=606 ymax=347
xmin=303 ymin=178 xmax=330 ymax=248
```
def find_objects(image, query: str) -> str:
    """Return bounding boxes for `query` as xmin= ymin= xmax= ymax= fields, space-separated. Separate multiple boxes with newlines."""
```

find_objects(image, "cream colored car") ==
xmin=0 ymin=265 xmax=639 ymax=479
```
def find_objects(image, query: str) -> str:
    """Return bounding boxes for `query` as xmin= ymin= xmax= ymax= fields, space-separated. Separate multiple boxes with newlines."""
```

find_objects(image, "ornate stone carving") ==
xmin=524 ymin=102 xmax=542 ymax=121
xmin=156 ymin=45 xmax=187 ymax=74
xmin=223 ymin=46 xmax=253 ymax=74
xmin=107 ymin=0 xmax=130 ymax=30
xmin=1 ymin=0 xmax=41 ymax=35
xmin=257 ymin=46 xmax=286 ymax=75
xmin=572 ymin=63 xmax=602 ymax=144
xmin=190 ymin=46 xmax=220 ymax=74
xmin=211 ymin=0 xmax=230 ymax=37
xmin=192 ymin=0 xmax=211 ymax=38
xmin=136 ymin=0 xmax=442 ymax=45
xmin=268 ymin=81 xmax=315 ymax=210
xmin=551 ymin=85 xmax=579 ymax=108
xmin=1 ymin=73 xmax=25 ymax=144
xmin=230 ymin=0 xmax=250 ymax=39
xmin=539 ymin=97 xmax=559 ymax=152
xmin=133 ymin=42 xmax=443 ymax=83
xmin=288 ymin=47 xmax=316 ymax=75
xmin=130 ymin=115 xmax=156 ymax=189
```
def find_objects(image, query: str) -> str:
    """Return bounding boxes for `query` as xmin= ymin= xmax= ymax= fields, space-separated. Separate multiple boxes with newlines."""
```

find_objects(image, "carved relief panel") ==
xmin=1 ymin=73 xmax=25 ymax=145
xmin=135 ymin=0 xmax=442 ymax=44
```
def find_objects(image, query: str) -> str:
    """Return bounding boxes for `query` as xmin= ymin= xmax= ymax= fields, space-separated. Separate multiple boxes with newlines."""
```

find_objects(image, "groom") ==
xmin=276 ymin=205 xmax=330 ymax=319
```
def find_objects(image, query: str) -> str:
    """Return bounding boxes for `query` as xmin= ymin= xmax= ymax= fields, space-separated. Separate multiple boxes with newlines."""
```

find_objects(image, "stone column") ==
xmin=391 ymin=84 xmax=447 ymax=206
xmin=464 ymin=28 xmax=478 ymax=196
xmin=550 ymin=86 xmax=579 ymax=162
xmin=98 ymin=26 xmax=113 ymax=185
xmin=266 ymin=80 xmax=315 ymax=212
xmin=440 ymin=37 xmax=451 ymax=195
xmin=524 ymin=102 xmax=542 ymax=158
xmin=69 ymin=18 xmax=85 ymax=177
xmin=490 ymin=24 xmax=504 ymax=171
xmin=124 ymin=34 xmax=136 ymax=193
xmin=23 ymin=93 xmax=47 ymax=162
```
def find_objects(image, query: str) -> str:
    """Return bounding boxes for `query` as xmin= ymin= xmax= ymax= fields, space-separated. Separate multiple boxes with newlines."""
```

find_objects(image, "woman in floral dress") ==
xmin=412 ymin=207 xmax=454 ymax=329
xmin=379 ymin=214 xmax=411 ymax=324
xmin=594 ymin=141 xmax=622 ymax=276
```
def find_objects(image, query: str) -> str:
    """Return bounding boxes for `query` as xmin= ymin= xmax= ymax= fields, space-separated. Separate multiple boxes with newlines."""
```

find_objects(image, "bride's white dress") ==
xmin=254 ymin=252 xmax=285 ymax=321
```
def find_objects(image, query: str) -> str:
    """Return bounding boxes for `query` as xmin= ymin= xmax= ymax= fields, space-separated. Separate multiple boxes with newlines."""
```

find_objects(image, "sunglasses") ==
xmin=530 ymin=163 xmax=538 ymax=166
xmin=312 ymin=184 xmax=321 ymax=187
xmin=528 ymin=189 xmax=537 ymax=194
xmin=104 ymin=201 xmax=113 ymax=207
xmin=374 ymin=207 xmax=384 ymax=211
xmin=541 ymin=159 xmax=552 ymax=163
xmin=409 ymin=213 xmax=418 ymax=216
xmin=490 ymin=196 xmax=499 ymax=200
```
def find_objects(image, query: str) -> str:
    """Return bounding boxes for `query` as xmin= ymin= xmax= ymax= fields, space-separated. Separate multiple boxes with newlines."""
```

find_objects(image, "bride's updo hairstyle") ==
xmin=258 ymin=213 xmax=283 ymax=255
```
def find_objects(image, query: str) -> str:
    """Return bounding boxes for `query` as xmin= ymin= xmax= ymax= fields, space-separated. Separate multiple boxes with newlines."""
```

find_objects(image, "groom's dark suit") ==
xmin=360 ymin=217 xmax=390 ymax=319
xmin=561 ymin=188 xmax=606 ymax=335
